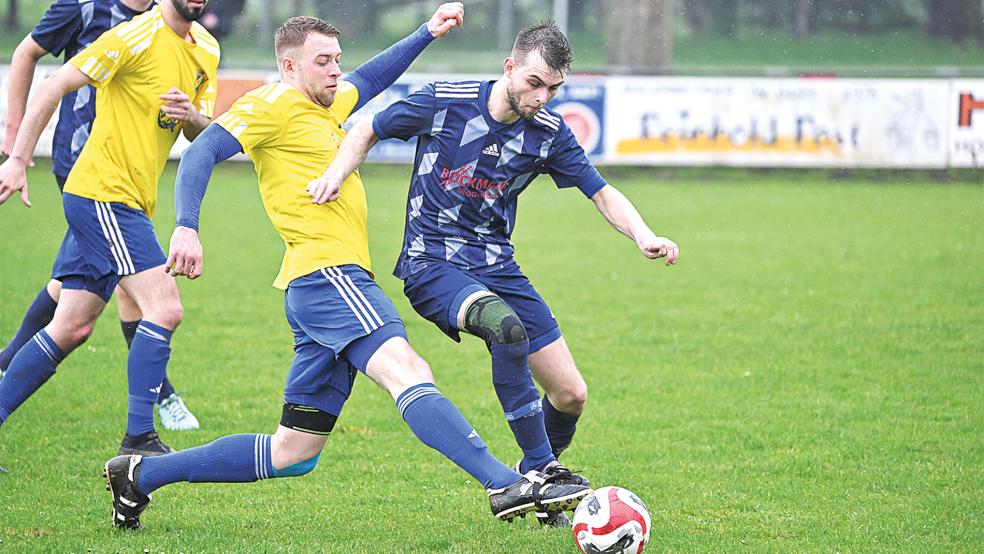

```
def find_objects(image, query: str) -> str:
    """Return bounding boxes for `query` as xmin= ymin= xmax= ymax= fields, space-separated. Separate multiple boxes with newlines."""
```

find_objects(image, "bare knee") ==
xmin=271 ymin=427 xmax=327 ymax=470
xmin=549 ymin=379 xmax=587 ymax=414
xmin=405 ymin=352 xmax=435 ymax=384
xmin=365 ymin=339 xmax=436 ymax=397
xmin=146 ymin=300 xmax=183 ymax=330
xmin=48 ymin=321 xmax=96 ymax=351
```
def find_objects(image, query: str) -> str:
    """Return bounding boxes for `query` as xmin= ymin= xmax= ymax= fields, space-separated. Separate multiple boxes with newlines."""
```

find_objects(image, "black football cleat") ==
xmin=540 ymin=460 xmax=590 ymax=488
xmin=513 ymin=459 xmax=589 ymax=526
xmin=118 ymin=431 xmax=175 ymax=457
xmin=488 ymin=470 xmax=591 ymax=522
xmin=535 ymin=510 xmax=572 ymax=527
xmin=104 ymin=454 xmax=151 ymax=529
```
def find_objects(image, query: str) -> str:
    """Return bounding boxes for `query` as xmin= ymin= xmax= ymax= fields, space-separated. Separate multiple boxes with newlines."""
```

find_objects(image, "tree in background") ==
xmin=794 ymin=0 xmax=812 ymax=39
xmin=927 ymin=0 xmax=984 ymax=47
xmin=606 ymin=0 xmax=675 ymax=72
xmin=5 ymin=0 xmax=18 ymax=33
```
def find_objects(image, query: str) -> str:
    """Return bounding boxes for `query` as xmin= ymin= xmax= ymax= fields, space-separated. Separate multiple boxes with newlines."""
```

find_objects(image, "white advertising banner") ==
xmin=948 ymin=80 xmax=984 ymax=168
xmin=2 ymin=66 xmax=980 ymax=169
xmin=603 ymin=77 xmax=953 ymax=168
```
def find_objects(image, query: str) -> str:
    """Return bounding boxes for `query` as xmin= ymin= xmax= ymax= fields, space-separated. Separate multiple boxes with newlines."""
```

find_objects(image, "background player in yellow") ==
xmin=0 ymin=0 xmax=201 ymax=433
xmin=101 ymin=6 xmax=590 ymax=530
xmin=0 ymin=0 xmax=219 ymax=459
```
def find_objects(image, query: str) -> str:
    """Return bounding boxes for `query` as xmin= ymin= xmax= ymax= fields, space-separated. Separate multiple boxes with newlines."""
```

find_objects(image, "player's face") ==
xmin=505 ymin=51 xmax=565 ymax=120
xmin=295 ymin=34 xmax=343 ymax=109
xmin=171 ymin=0 xmax=210 ymax=21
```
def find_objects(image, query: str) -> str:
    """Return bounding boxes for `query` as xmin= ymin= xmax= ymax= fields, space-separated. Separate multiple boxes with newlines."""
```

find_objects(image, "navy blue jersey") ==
xmin=373 ymin=80 xmax=607 ymax=279
xmin=30 ymin=0 xmax=148 ymax=178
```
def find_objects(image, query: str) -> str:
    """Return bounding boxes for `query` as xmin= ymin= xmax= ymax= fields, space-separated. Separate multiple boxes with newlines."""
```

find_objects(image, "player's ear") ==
xmin=503 ymin=56 xmax=514 ymax=77
xmin=280 ymin=56 xmax=295 ymax=77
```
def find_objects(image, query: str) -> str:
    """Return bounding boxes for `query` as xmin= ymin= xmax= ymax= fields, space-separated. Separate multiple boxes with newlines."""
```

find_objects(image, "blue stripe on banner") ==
xmin=504 ymin=398 xmax=543 ymax=422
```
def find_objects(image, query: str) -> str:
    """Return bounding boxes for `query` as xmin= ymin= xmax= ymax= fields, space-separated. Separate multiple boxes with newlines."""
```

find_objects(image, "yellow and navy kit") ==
xmin=64 ymin=5 xmax=220 ymax=216
xmin=214 ymin=82 xmax=372 ymax=289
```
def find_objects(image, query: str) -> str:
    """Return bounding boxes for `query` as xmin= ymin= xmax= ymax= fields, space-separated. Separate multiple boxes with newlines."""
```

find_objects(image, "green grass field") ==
xmin=0 ymin=162 xmax=981 ymax=552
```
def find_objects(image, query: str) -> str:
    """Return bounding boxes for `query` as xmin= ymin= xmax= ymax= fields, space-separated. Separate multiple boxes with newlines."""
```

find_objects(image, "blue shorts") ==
xmin=59 ymin=193 xmax=166 ymax=301
xmin=283 ymin=265 xmax=406 ymax=416
xmin=402 ymin=259 xmax=562 ymax=353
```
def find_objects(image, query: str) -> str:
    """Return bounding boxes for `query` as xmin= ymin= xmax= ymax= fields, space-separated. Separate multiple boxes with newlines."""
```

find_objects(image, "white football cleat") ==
xmin=157 ymin=393 xmax=200 ymax=431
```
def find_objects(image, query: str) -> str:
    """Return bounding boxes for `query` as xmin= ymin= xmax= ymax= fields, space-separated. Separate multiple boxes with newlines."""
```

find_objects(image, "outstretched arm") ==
xmin=591 ymin=185 xmax=680 ymax=266
xmin=306 ymin=119 xmax=379 ymax=204
xmin=0 ymin=64 xmax=90 ymax=207
xmin=166 ymin=124 xmax=243 ymax=279
xmin=345 ymin=2 xmax=463 ymax=112
xmin=2 ymin=35 xmax=48 ymax=163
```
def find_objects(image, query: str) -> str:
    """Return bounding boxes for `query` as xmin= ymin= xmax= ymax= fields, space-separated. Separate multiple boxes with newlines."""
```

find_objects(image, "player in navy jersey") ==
xmin=311 ymin=21 xmax=679 ymax=526
xmin=0 ymin=0 xmax=200 ymax=433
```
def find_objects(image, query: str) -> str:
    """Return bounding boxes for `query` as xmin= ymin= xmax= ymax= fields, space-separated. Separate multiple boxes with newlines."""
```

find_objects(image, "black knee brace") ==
xmin=463 ymin=295 xmax=528 ymax=347
xmin=280 ymin=402 xmax=338 ymax=436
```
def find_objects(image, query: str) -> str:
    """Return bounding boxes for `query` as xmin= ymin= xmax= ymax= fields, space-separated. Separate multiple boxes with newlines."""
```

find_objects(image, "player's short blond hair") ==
xmin=275 ymin=17 xmax=340 ymax=62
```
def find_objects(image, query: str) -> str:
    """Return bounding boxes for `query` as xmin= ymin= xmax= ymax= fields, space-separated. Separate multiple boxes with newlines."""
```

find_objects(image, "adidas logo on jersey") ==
xmin=482 ymin=143 xmax=500 ymax=157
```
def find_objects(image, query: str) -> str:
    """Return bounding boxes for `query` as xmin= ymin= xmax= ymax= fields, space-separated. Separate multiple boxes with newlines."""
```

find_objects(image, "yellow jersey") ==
xmin=64 ymin=5 xmax=220 ymax=217
xmin=214 ymin=81 xmax=372 ymax=290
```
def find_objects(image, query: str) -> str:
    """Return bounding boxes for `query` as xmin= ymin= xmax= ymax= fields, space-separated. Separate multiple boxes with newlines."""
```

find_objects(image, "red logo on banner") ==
xmin=554 ymin=102 xmax=601 ymax=154
xmin=958 ymin=92 xmax=984 ymax=128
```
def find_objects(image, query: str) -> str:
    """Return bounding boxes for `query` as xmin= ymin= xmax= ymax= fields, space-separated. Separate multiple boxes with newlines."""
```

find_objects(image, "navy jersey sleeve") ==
xmin=543 ymin=124 xmax=608 ymax=198
xmin=345 ymin=24 xmax=433 ymax=113
xmin=30 ymin=0 xmax=83 ymax=57
xmin=371 ymin=84 xmax=438 ymax=142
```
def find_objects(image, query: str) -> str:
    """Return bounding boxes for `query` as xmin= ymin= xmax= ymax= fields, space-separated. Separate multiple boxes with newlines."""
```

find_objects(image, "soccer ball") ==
xmin=572 ymin=486 xmax=651 ymax=554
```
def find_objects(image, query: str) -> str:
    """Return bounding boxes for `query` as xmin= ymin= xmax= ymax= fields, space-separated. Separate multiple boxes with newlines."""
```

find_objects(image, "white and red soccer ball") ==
xmin=572 ymin=486 xmax=651 ymax=554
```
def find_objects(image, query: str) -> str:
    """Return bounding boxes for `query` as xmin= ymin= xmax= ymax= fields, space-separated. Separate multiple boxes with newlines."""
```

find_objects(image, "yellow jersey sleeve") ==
xmin=68 ymin=28 xmax=132 ymax=89
xmin=214 ymin=84 xmax=288 ymax=153
xmin=332 ymin=81 xmax=360 ymax=123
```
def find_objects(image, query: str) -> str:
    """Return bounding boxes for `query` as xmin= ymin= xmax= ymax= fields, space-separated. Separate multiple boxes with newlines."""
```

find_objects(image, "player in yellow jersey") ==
xmin=0 ymin=0 xmax=219 ymax=459
xmin=101 ymin=7 xmax=590 ymax=530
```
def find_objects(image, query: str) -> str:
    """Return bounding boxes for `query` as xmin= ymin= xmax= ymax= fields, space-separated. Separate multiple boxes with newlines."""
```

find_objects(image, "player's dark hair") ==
xmin=275 ymin=16 xmax=340 ymax=61
xmin=512 ymin=21 xmax=572 ymax=73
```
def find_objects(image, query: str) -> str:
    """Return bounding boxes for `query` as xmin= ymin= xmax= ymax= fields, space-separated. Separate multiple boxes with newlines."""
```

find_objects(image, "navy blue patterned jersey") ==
xmin=372 ymin=80 xmax=607 ymax=279
xmin=30 ymin=0 xmax=148 ymax=178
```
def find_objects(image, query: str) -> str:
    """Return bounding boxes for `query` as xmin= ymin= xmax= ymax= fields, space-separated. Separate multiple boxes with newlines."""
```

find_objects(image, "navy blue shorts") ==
xmin=283 ymin=265 xmax=406 ymax=416
xmin=402 ymin=259 xmax=562 ymax=353
xmin=59 ymin=193 xmax=166 ymax=301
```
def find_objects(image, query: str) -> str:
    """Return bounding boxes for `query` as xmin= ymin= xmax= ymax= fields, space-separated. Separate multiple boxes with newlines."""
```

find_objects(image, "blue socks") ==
xmin=490 ymin=342 xmax=555 ymax=472
xmin=136 ymin=386 xmax=523 ymax=497
xmin=543 ymin=395 xmax=580 ymax=459
xmin=0 ymin=330 xmax=65 ymax=425
xmin=398 ymin=383 xmax=521 ymax=489
xmin=126 ymin=321 xmax=173 ymax=437
xmin=0 ymin=287 xmax=58 ymax=372
xmin=121 ymin=320 xmax=175 ymax=404
xmin=137 ymin=433 xmax=275 ymax=495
